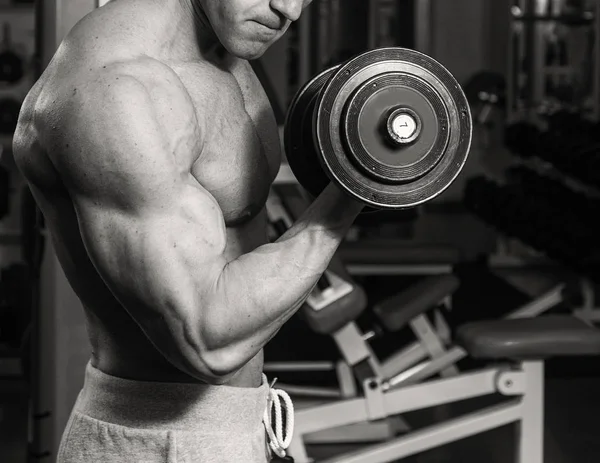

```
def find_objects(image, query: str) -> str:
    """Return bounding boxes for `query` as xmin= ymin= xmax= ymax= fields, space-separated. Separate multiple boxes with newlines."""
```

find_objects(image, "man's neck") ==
xmin=158 ymin=0 xmax=226 ymax=63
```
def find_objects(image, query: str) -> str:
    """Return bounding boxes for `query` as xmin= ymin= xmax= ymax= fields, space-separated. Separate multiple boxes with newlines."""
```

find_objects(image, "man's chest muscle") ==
xmin=169 ymin=61 xmax=281 ymax=226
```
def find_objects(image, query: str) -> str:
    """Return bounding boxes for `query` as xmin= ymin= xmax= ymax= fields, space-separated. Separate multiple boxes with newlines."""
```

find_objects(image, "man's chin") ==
xmin=229 ymin=41 xmax=272 ymax=61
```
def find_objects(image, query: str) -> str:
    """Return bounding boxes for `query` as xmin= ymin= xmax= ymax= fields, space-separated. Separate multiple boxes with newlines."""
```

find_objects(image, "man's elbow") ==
xmin=176 ymin=292 xmax=255 ymax=382
xmin=170 ymin=342 xmax=239 ymax=384
xmin=194 ymin=303 xmax=257 ymax=379
xmin=180 ymin=326 xmax=247 ymax=383
xmin=201 ymin=347 xmax=246 ymax=383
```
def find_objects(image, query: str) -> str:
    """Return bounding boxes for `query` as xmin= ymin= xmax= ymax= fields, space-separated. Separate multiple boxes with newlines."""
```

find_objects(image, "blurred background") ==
xmin=0 ymin=0 xmax=599 ymax=462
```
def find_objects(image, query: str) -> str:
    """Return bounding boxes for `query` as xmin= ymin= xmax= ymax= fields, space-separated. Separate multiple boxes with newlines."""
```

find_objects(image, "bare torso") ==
xmin=14 ymin=2 xmax=281 ymax=387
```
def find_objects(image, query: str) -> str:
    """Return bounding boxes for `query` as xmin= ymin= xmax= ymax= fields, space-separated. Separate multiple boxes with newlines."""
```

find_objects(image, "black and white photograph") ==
xmin=0 ymin=1 xmax=599 ymax=462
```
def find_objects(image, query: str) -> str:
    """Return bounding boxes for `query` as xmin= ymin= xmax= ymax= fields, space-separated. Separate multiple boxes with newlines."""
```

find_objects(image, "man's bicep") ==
xmin=74 ymin=198 xmax=230 ymax=380
xmin=50 ymin=76 xmax=232 ymax=378
xmin=74 ymin=195 xmax=225 ymax=313
xmin=68 ymin=159 xmax=231 ymax=380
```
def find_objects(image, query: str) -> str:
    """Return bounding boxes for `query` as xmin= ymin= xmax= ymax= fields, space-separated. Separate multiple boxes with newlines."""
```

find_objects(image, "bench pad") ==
xmin=456 ymin=316 xmax=600 ymax=360
xmin=373 ymin=274 xmax=460 ymax=332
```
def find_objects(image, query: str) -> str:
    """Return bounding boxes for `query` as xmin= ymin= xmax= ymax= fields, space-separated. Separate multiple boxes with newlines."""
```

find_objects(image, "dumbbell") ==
xmin=545 ymin=111 xmax=573 ymax=135
xmin=506 ymin=166 xmax=600 ymax=225
xmin=534 ymin=128 xmax=600 ymax=187
xmin=497 ymin=182 xmax=592 ymax=255
xmin=546 ymin=111 xmax=600 ymax=141
xmin=504 ymin=122 xmax=540 ymax=157
xmin=563 ymin=143 xmax=600 ymax=186
xmin=506 ymin=122 xmax=600 ymax=188
xmin=466 ymin=175 xmax=595 ymax=272
xmin=284 ymin=47 xmax=472 ymax=210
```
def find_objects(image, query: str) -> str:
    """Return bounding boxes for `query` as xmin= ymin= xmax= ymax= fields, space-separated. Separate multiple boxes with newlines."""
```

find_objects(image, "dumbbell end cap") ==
xmin=386 ymin=107 xmax=421 ymax=146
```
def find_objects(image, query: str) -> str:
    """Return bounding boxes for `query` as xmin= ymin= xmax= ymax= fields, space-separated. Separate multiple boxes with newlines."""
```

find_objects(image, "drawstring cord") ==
xmin=263 ymin=378 xmax=294 ymax=459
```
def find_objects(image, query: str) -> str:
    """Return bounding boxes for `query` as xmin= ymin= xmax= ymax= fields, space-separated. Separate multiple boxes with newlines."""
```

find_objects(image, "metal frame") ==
xmin=408 ymin=313 xmax=457 ymax=378
xmin=572 ymin=277 xmax=600 ymax=323
xmin=378 ymin=310 xmax=454 ymax=382
xmin=289 ymin=362 xmax=544 ymax=463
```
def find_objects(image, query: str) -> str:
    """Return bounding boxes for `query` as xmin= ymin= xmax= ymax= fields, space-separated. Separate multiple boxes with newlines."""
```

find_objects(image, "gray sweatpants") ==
xmin=57 ymin=362 xmax=273 ymax=462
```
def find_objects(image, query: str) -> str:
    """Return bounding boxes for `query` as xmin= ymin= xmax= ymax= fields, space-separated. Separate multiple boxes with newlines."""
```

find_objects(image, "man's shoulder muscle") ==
xmin=40 ymin=58 xmax=191 ymax=149
xmin=21 ymin=64 xmax=173 ymax=195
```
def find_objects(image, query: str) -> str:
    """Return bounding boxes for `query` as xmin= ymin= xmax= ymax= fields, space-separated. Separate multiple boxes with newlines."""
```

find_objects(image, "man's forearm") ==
xmin=206 ymin=184 xmax=363 ymax=370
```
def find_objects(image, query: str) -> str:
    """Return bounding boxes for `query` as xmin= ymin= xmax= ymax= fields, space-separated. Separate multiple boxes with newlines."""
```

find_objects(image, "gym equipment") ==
xmin=504 ymin=121 xmax=540 ymax=158
xmin=545 ymin=110 xmax=599 ymax=138
xmin=463 ymin=71 xmax=506 ymax=125
xmin=0 ymin=23 xmax=24 ymax=85
xmin=268 ymin=273 xmax=461 ymax=445
xmin=284 ymin=47 xmax=472 ymax=209
xmin=504 ymin=117 xmax=600 ymax=188
xmin=270 ymin=271 xmax=460 ymax=390
xmin=289 ymin=312 xmax=600 ymax=463
xmin=338 ymin=240 xmax=460 ymax=276
xmin=508 ymin=1 xmax=600 ymax=122
xmin=505 ymin=165 xmax=600 ymax=226
xmin=464 ymin=166 xmax=600 ymax=325
xmin=0 ymin=97 xmax=21 ymax=135
xmin=464 ymin=172 xmax=600 ymax=280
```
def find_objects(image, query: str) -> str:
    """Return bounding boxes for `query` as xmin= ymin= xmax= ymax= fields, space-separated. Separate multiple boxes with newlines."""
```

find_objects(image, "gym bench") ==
xmin=265 ymin=273 xmax=460 ymax=393
xmin=288 ymin=315 xmax=600 ymax=463
xmin=266 ymin=272 xmax=459 ymax=444
xmin=272 ymin=275 xmax=561 ymax=445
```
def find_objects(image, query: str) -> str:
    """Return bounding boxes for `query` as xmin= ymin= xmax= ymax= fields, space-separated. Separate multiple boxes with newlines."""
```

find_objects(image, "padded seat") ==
xmin=456 ymin=316 xmax=600 ymax=360
xmin=373 ymin=274 xmax=460 ymax=332
xmin=302 ymin=256 xmax=368 ymax=335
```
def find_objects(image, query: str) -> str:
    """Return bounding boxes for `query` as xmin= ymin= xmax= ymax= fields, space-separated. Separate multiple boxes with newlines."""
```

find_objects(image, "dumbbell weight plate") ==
xmin=284 ymin=65 xmax=339 ymax=199
xmin=316 ymin=48 xmax=472 ymax=209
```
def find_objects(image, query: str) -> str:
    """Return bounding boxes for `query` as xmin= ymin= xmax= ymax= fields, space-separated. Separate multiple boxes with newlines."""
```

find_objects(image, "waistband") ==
xmin=73 ymin=362 xmax=270 ymax=434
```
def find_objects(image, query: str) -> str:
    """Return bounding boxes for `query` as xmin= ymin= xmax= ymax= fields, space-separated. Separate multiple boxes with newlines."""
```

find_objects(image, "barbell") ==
xmin=284 ymin=47 xmax=472 ymax=209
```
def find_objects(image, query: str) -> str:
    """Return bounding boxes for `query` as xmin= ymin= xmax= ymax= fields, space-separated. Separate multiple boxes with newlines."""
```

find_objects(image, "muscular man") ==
xmin=13 ymin=0 xmax=363 ymax=461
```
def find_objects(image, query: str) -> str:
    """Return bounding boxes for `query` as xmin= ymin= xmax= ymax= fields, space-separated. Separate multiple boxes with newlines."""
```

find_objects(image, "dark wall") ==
xmin=338 ymin=0 xmax=371 ymax=57
xmin=396 ymin=0 xmax=416 ymax=49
